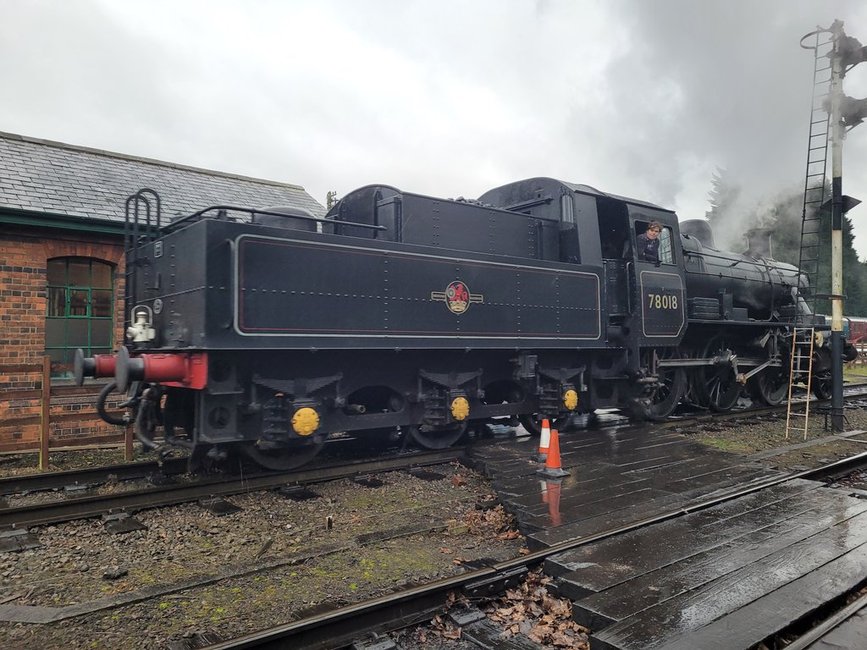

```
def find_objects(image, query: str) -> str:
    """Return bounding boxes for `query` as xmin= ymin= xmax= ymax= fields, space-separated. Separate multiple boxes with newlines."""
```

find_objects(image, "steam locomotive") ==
xmin=75 ymin=178 xmax=844 ymax=469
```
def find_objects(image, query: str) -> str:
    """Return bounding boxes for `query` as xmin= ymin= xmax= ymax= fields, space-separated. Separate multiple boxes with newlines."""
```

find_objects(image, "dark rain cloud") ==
xmin=2 ymin=0 xmax=867 ymax=254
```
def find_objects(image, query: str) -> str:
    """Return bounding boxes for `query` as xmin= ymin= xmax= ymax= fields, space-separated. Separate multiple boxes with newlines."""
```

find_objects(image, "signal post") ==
xmin=805 ymin=19 xmax=867 ymax=430
xmin=829 ymin=19 xmax=846 ymax=432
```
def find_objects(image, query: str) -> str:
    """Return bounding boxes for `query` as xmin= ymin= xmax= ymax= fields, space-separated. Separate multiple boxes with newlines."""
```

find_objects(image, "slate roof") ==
xmin=0 ymin=132 xmax=324 ymax=226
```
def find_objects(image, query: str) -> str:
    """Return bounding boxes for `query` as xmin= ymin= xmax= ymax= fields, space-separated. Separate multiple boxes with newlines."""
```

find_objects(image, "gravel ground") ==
xmin=4 ymin=395 xmax=867 ymax=649
xmin=0 ymin=446 xmax=159 ymax=479
xmin=834 ymin=468 xmax=867 ymax=493
xmin=675 ymin=402 xmax=867 ymax=470
xmin=0 ymin=462 xmax=525 ymax=649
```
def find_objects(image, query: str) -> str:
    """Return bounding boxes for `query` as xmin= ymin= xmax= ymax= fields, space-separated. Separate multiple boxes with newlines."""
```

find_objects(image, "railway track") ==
xmin=6 ymin=383 xmax=863 ymax=495
xmin=661 ymin=383 xmax=867 ymax=426
xmin=205 ymin=450 xmax=867 ymax=649
xmin=0 ymin=448 xmax=463 ymax=529
xmin=784 ymin=590 xmax=867 ymax=650
xmin=0 ymin=456 xmax=190 ymax=496
xmin=4 ymin=385 xmax=867 ymax=530
xmin=4 ymin=396 xmax=867 ymax=648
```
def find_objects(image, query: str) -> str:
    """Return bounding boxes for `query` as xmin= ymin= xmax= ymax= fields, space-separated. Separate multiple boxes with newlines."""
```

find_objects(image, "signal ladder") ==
xmin=785 ymin=328 xmax=816 ymax=440
xmin=797 ymin=30 xmax=834 ymax=317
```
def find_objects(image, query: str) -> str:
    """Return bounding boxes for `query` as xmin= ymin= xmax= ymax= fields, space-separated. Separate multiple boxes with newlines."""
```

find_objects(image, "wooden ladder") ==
xmin=785 ymin=328 xmax=816 ymax=440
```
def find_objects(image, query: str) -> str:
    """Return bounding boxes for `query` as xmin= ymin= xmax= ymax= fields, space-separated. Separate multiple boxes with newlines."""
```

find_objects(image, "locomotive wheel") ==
xmin=407 ymin=422 xmax=467 ymax=450
xmin=518 ymin=414 xmax=570 ymax=437
xmin=695 ymin=366 xmax=741 ymax=412
xmin=645 ymin=349 xmax=687 ymax=420
xmin=679 ymin=350 xmax=704 ymax=408
xmin=694 ymin=337 xmax=741 ymax=412
xmin=749 ymin=368 xmax=789 ymax=406
xmin=648 ymin=367 xmax=687 ymax=420
xmin=242 ymin=439 xmax=325 ymax=471
xmin=812 ymin=376 xmax=833 ymax=400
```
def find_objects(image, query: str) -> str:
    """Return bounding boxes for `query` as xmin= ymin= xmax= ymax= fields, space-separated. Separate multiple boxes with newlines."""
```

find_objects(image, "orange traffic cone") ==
xmin=537 ymin=428 xmax=569 ymax=478
xmin=533 ymin=419 xmax=551 ymax=462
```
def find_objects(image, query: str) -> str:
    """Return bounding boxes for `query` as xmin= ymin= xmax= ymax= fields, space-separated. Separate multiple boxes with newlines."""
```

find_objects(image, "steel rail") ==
xmin=5 ymin=382 xmax=867 ymax=524
xmin=0 ymin=457 xmax=189 ymax=496
xmin=784 ymin=590 xmax=867 ymax=650
xmin=0 ymin=448 xmax=463 ymax=529
xmin=660 ymin=385 xmax=867 ymax=429
xmin=205 ymin=450 xmax=867 ymax=649
xmin=5 ymin=383 xmax=866 ymax=497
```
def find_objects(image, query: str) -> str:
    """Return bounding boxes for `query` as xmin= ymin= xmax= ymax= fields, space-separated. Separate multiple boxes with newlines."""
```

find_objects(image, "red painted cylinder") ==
xmin=141 ymin=354 xmax=188 ymax=382
xmin=74 ymin=348 xmax=118 ymax=386
xmin=92 ymin=354 xmax=117 ymax=378
xmin=116 ymin=349 xmax=207 ymax=392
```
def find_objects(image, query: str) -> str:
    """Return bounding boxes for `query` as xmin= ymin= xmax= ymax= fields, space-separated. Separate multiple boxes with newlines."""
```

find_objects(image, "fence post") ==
xmin=38 ymin=355 xmax=51 ymax=471
xmin=125 ymin=421 xmax=134 ymax=461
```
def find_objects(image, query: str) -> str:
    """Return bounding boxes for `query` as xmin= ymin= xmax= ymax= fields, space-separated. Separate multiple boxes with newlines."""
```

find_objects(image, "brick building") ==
xmin=0 ymin=132 xmax=323 ymax=451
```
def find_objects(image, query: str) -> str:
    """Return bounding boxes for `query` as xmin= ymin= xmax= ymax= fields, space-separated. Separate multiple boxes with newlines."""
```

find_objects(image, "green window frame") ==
xmin=45 ymin=257 xmax=115 ymax=376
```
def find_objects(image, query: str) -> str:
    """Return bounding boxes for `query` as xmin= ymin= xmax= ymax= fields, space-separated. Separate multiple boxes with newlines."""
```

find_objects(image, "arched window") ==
xmin=45 ymin=258 xmax=114 ymax=374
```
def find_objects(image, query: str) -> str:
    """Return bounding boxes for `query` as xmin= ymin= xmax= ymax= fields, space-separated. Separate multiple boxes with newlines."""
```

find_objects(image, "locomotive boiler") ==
xmin=75 ymin=178 xmax=839 ymax=469
xmin=679 ymin=222 xmax=805 ymax=321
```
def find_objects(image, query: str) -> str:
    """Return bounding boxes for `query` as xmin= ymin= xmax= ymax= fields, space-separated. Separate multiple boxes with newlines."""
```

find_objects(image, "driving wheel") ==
xmin=694 ymin=336 xmax=741 ymax=412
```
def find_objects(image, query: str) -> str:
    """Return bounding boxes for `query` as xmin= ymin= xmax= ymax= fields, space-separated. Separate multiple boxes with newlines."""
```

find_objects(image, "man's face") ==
xmin=646 ymin=226 xmax=661 ymax=240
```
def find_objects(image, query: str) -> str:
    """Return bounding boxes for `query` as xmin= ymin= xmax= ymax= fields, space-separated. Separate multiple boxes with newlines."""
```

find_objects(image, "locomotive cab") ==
xmin=479 ymin=178 xmax=687 ymax=415
xmin=592 ymin=194 xmax=686 ymax=346
xmin=626 ymin=214 xmax=686 ymax=343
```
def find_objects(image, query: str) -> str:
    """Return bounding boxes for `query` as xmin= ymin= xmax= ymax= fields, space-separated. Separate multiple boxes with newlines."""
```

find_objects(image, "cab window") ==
xmin=658 ymin=228 xmax=674 ymax=264
xmin=634 ymin=222 xmax=675 ymax=265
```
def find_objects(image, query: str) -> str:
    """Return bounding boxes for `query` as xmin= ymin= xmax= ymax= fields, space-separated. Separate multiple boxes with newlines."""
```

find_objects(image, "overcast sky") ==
xmin=3 ymin=0 xmax=867 ymax=255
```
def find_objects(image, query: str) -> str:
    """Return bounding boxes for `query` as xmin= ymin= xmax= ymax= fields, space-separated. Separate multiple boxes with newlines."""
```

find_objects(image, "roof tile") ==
xmin=0 ymin=132 xmax=325 ymax=223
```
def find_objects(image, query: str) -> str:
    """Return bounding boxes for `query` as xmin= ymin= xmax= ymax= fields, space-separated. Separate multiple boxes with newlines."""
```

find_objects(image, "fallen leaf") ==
xmin=543 ymin=596 xmax=571 ymax=618
xmin=497 ymin=529 xmax=522 ymax=540
xmin=551 ymin=630 xmax=576 ymax=647
xmin=528 ymin=625 xmax=549 ymax=643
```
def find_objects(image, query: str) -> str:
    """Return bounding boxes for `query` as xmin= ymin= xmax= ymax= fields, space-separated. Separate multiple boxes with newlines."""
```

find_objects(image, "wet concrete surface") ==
xmin=470 ymin=422 xmax=867 ymax=649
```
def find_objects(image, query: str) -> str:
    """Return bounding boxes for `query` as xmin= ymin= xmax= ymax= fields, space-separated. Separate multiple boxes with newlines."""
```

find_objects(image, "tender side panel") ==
xmin=235 ymin=235 xmax=601 ymax=340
